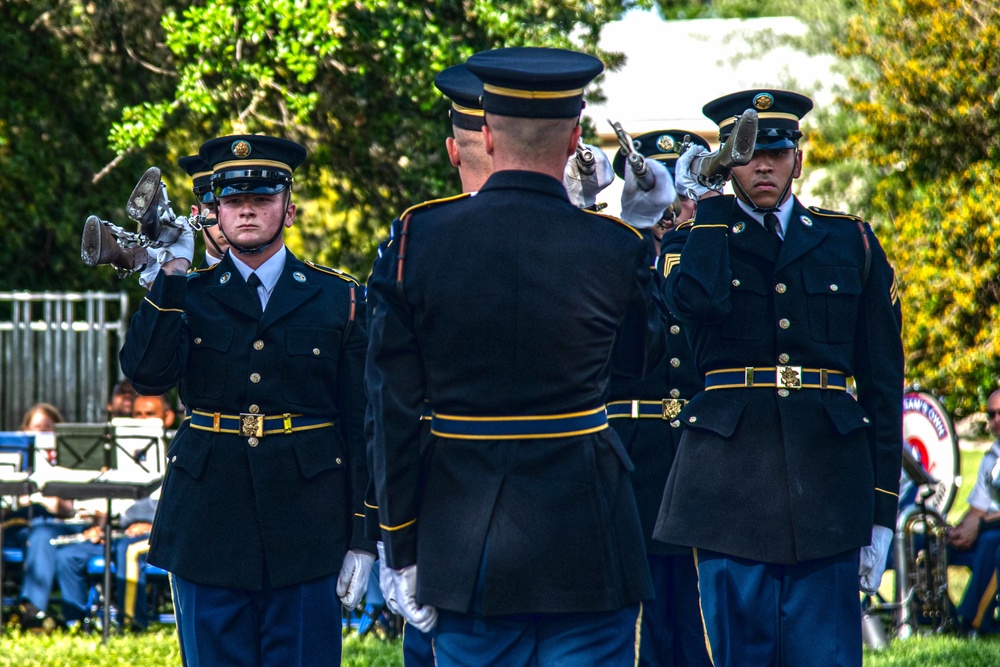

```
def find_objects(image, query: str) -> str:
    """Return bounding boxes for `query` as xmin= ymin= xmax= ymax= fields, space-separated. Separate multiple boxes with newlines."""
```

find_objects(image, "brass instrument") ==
xmin=893 ymin=501 xmax=952 ymax=637
xmin=889 ymin=449 xmax=953 ymax=638
xmin=49 ymin=529 xmax=125 ymax=546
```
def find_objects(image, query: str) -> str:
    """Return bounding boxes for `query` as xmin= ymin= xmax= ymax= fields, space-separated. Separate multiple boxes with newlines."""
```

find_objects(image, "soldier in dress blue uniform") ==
xmin=609 ymin=130 xmax=713 ymax=667
xmin=177 ymin=154 xmax=229 ymax=264
xmin=655 ymin=90 xmax=904 ymax=667
xmin=367 ymin=47 xmax=662 ymax=667
xmin=363 ymin=63 xmax=492 ymax=666
xmin=120 ymin=135 xmax=373 ymax=666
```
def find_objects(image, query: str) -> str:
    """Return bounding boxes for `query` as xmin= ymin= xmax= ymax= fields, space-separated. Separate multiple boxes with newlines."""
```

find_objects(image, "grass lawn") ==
xmin=0 ymin=627 xmax=405 ymax=666
xmin=0 ymin=443 xmax=991 ymax=665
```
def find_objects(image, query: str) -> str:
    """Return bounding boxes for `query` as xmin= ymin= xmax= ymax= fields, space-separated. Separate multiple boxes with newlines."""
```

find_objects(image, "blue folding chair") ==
xmin=84 ymin=554 xmax=175 ymax=630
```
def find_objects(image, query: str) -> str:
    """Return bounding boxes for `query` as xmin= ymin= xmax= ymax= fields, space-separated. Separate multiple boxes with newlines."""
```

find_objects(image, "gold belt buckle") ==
xmin=777 ymin=366 xmax=802 ymax=389
xmin=240 ymin=413 xmax=265 ymax=437
xmin=662 ymin=399 xmax=684 ymax=420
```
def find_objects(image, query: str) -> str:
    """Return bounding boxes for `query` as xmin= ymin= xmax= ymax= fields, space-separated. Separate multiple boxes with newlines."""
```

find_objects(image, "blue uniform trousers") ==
xmin=639 ymin=553 xmax=712 ymax=667
xmin=172 ymin=572 xmax=341 ymax=667
xmin=952 ymin=529 xmax=1000 ymax=632
xmin=20 ymin=519 xmax=86 ymax=611
xmin=171 ymin=575 xmax=190 ymax=667
xmin=433 ymin=605 xmax=640 ymax=667
xmin=403 ymin=620 xmax=435 ymax=666
xmin=696 ymin=548 xmax=861 ymax=667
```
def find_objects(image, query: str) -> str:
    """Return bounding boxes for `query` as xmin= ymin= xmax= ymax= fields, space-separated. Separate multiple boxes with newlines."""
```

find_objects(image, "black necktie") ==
xmin=763 ymin=212 xmax=782 ymax=242
xmin=246 ymin=272 xmax=263 ymax=317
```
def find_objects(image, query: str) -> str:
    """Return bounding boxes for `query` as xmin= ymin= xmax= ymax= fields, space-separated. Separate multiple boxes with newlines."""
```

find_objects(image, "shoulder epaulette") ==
xmin=304 ymin=261 xmax=361 ymax=285
xmin=398 ymin=192 xmax=472 ymax=221
xmin=674 ymin=219 xmax=695 ymax=231
xmin=807 ymin=206 xmax=867 ymax=225
xmin=191 ymin=263 xmax=219 ymax=274
xmin=582 ymin=209 xmax=643 ymax=240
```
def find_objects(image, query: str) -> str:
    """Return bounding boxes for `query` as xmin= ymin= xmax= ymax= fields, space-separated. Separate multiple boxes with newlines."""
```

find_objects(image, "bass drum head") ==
xmin=902 ymin=391 xmax=960 ymax=516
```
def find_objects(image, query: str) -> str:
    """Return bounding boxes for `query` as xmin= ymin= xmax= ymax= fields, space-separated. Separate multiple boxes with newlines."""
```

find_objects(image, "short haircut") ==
xmin=486 ymin=115 xmax=578 ymax=163
xmin=453 ymin=127 xmax=491 ymax=174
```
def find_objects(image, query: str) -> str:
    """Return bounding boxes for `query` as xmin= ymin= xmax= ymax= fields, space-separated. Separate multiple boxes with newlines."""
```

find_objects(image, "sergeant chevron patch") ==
xmin=662 ymin=254 xmax=681 ymax=277
xmin=889 ymin=272 xmax=899 ymax=305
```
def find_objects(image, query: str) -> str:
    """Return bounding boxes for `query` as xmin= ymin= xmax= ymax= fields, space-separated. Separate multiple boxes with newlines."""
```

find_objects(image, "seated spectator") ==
xmin=108 ymin=379 xmax=138 ymax=420
xmin=55 ymin=496 xmax=158 ymax=630
xmin=947 ymin=389 xmax=1000 ymax=634
xmin=21 ymin=403 xmax=62 ymax=434
xmin=2 ymin=403 xmax=73 ymax=550
xmin=8 ymin=403 xmax=88 ymax=631
xmin=53 ymin=393 xmax=172 ymax=630
xmin=15 ymin=381 xmax=148 ymax=629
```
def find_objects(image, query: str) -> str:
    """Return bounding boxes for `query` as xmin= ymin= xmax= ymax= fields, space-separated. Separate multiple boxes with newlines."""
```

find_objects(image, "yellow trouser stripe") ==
xmin=123 ymin=539 xmax=151 ymax=623
xmin=973 ymin=570 xmax=998 ymax=630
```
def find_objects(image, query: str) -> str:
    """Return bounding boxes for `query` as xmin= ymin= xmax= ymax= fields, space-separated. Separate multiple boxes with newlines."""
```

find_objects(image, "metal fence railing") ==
xmin=0 ymin=292 xmax=129 ymax=430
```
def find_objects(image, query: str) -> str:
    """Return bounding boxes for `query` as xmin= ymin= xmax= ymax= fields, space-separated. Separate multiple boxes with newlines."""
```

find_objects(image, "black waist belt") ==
xmin=187 ymin=409 xmax=334 ymax=437
xmin=704 ymin=367 xmax=847 ymax=391
xmin=430 ymin=406 xmax=608 ymax=440
xmin=606 ymin=399 xmax=687 ymax=420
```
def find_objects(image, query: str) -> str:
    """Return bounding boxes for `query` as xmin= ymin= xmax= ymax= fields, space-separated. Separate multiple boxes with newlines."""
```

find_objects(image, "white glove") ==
xmin=675 ymin=144 xmax=722 ymax=201
xmin=138 ymin=248 xmax=162 ymax=289
xmin=620 ymin=158 xmax=676 ymax=229
xmin=376 ymin=542 xmax=398 ymax=614
xmin=563 ymin=144 xmax=615 ymax=209
xmin=153 ymin=223 xmax=195 ymax=266
xmin=336 ymin=548 xmax=376 ymax=611
xmin=393 ymin=565 xmax=438 ymax=633
xmin=859 ymin=525 xmax=894 ymax=594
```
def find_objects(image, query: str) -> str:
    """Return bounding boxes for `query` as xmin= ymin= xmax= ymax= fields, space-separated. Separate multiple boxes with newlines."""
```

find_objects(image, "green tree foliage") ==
xmin=821 ymin=0 xmax=1000 ymax=414
xmin=1 ymin=0 xmax=652 ymax=292
xmin=0 ymin=1 xmax=174 ymax=296
xmin=106 ymin=0 xmax=652 ymax=276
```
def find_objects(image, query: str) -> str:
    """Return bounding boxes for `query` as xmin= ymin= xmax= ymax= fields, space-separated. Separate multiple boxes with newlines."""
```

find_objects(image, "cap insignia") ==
xmin=656 ymin=135 xmax=677 ymax=152
xmin=753 ymin=93 xmax=774 ymax=111
xmin=231 ymin=140 xmax=252 ymax=159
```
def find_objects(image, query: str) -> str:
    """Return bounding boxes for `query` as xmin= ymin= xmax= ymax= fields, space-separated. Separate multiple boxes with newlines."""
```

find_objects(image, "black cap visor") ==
xmin=213 ymin=167 xmax=292 ymax=198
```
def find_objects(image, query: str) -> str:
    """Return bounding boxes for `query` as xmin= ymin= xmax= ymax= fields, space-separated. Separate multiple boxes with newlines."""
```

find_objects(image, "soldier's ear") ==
xmin=446 ymin=137 xmax=461 ymax=168
xmin=482 ymin=124 xmax=496 ymax=155
xmin=567 ymin=124 xmax=582 ymax=158
xmin=793 ymin=150 xmax=803 ymax=179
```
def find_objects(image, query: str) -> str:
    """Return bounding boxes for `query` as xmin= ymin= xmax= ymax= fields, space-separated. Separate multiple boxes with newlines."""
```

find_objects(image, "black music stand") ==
xmin=53 ymin=423 xmax=116 ymax=472
xmin=42 ymin=422 xmax=163 ymax=643
xmin=40 ymin=476 xmax=160 ymax=643
xmin=109 ymin=418 xmax=165 ymax=475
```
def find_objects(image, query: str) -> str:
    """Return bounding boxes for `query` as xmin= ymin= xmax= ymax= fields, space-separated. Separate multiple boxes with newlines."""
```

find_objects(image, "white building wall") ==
xmin=582 ymin=11 xmax=842 ymax=217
